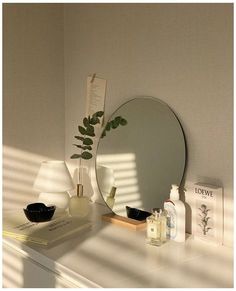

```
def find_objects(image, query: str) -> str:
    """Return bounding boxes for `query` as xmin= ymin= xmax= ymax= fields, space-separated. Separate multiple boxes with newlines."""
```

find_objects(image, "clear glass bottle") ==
xmin=146 ymin=208 xmax=167 ymax=246
xmin=106 ymin=186 xmax=117 ymax=209
xmin=69 ymin=184 xmax=90 ymax=217
xmin=161 ymin=209 xmax=170 ymax=241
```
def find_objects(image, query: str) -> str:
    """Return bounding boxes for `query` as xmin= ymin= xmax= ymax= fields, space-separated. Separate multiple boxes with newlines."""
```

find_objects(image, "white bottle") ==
xmin=164 ymin=184 xmax=185 ymax=242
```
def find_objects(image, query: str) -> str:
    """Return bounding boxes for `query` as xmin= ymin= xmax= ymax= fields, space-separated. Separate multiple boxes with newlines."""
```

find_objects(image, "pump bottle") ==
xmin=164 ymin=184 xmax=185 ymax=242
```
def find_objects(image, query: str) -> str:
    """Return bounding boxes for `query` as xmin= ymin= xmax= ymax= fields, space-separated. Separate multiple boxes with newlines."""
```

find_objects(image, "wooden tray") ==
xmin=102 ymin=213 xmax=146 ymax=230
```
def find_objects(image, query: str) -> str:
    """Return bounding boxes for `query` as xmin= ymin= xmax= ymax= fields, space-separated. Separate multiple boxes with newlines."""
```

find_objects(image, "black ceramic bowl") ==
xmin=126 ymin=206 xmax=152 ymax=221
xmin=23 ymin=203 xmax=56 ymax=222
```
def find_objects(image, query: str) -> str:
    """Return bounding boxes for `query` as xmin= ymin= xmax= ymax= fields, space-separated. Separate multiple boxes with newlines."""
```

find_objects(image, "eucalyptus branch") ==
xmin=71 ymin=111 xmax=128 ymax=168
xmin=101 ymin=115 xmax=127 ymax=138
xmin=71 ymin=111 xmax=104 ymax=162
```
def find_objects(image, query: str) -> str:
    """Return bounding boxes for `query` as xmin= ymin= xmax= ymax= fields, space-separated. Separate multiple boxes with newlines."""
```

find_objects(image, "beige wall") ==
xmin=64 ymin=4 xmax=233 ymax=246
xmin=3 ymin=3 xmax=233 ymax=246
xmin=3 ymin=4 xmax=65 ymax=209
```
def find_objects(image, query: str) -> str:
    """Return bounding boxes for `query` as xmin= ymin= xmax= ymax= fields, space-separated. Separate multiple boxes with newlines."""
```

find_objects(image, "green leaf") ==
xmin=74 ymin=136 xmax=84 ymax=141
xmin=70 ymin=154 xmax=81 ymax=159
xmin=120 ymin=118 xmax=127 ymax=126
xmin=114 ymin=116 xmax=122 ymax=124
xmin=87 ymin=124 xmax=94 ymax=131
xmin=92 ymin=111 xmax=102 ymax=118
xmin=96 ymin=111 xmax=104 ymax=117
xmin=83 ymin=145 xmax=92 ymax=150
xmin=81 ymin=151 xmax=93 ymax=160
xmin=111 ymin=119 xmax=119 ymax=129
xmin=101 ymin=130 xmax=106 ymax=138
xmin=83 ymin=138 xmax=93 ymax=145
xmin=90 ymin=116 xmax=99 ymax=125
xmin=86 ymin=132 xmax=95 ymax=137
xmin=86 ymin=125 xmax=95 ymax=136
xmin=73 ymin=144 xmax=92 ymax=150
xmin=105 ymin=122 xmax=111 ymax=131
xmin=83 ymin=117 xmax=89 ymax=127
xmin=78 ymin=126 xmax=86 ymax=135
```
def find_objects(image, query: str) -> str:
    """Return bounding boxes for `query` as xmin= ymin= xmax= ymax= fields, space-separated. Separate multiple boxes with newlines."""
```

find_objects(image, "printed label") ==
xmin=164 ymin=203 xmax=177 ymax=239
xmin=196 ymin=199 xmax=215 ymax=238
xmin=147 ymin=221 xmax=158 ymax=239
xmin=194 ymin=186 xmax=214 ymax=200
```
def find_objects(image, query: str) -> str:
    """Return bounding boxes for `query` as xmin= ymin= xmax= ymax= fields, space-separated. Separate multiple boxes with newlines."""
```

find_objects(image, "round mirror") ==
xmin=96 ymin=97 xmax=186 ymax=217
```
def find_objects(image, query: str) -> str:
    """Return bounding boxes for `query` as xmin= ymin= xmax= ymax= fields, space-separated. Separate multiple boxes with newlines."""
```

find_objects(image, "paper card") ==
xmin=86 ymin=75 xmax=107 ymax=124
xmin=187 ymin=182 xmax=223 ymax=245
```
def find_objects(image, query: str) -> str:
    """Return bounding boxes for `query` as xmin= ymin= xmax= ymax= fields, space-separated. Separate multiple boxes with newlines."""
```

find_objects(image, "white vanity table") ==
xmin=3 ymin=202 xmax=233 ymax=288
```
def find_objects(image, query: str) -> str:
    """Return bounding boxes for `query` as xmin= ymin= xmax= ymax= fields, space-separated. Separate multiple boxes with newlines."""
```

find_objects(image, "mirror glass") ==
xmin=96 ymin=97 xmax=186 ymax=217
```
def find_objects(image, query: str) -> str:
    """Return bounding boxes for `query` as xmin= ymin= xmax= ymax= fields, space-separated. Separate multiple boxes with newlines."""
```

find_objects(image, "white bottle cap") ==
xmin=170 ymin=184 xmax=179 ymax=201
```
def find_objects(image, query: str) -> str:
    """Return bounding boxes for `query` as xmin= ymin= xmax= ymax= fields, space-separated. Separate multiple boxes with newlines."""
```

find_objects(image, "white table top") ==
xmin=3 ymin=202 xmax=234 ymax=288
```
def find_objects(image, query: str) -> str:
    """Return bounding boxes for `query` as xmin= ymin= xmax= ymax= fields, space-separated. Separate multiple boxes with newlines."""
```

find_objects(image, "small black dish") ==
xmin=23 ymin=203 xmax=56 ymax=223
xmin=126 ymin=206 xmax=152 ymax=221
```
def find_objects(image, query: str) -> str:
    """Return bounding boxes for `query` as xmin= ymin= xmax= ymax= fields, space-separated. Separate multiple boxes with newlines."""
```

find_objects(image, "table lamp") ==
xmin=33 ymin=160 xmax=75 ymax=213
xmin=96 ymin=165 xmax=115 ymax=194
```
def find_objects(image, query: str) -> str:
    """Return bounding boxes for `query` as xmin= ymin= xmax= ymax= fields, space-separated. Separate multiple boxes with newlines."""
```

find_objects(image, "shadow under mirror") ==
xmin=96 ymin=97 xmax=186 ymax=218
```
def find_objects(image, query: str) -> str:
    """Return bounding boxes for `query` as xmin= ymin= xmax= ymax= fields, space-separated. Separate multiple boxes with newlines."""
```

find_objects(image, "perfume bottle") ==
xmin=161 ymin=209 xmax=168 ymax=242
xmin=146 ymin=208 xmax=167 ymax=246
xmin=106 ymin=186 xmax=117 ymax=209
xmin=69 ymin=184 xmax=90 ymax=217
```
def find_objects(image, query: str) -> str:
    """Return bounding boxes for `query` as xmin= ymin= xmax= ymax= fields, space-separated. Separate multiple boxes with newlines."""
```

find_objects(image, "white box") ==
xmin=187 ymin=182 xmax=223 ymax=245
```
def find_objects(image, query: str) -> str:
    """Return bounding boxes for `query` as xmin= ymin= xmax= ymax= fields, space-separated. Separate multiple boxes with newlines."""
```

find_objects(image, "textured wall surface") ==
xmin=3 ymin=4 xmax=65 ymax=209
xmin=3 ymin=4 xmax=233 ymax=246
xmin=64 ymin=4 xmax=233 ymax=246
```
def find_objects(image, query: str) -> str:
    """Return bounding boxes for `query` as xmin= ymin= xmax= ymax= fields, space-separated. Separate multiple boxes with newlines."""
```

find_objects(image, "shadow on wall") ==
xmin=2 ymin=145 xmax=57 ymax=287
xmin=3 ymin=145 xmax=51 ymax=209
xmin=2 ymin=145 xmax=105 ymax=287
xmin=2 ymin=145 xmax=56 ymax=287
xmin=97 ymin=152 xmax=143 ymax=216
xmin=2 ymin=145 xmax=233 ymax=287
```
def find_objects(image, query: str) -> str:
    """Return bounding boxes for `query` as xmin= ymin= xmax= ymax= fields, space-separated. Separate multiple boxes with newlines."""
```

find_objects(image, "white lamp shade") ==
xmin=97 ymin=165 xmax=115 ymax=194
xmin=33 ymin=161 xmax=75 ymax=192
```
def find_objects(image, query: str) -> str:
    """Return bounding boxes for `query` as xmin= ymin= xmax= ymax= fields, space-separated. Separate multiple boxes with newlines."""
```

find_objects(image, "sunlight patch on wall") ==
xmin=3 ymin=244 xmax=24 ymax=287
xmin=97 ymin=152 xmax=142 ymax=216
xmin=3 ymin=145 xmax=51 ymax=209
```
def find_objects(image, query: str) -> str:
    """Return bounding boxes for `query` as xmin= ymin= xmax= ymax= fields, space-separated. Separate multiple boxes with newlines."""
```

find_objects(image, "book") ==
xmin=186 ymin=182 xmax=223 ymax=245
xmin=3 ymin=210 xmax=91 ymax=246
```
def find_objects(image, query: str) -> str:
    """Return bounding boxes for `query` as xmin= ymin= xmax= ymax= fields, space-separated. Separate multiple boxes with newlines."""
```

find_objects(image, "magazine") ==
xmin=3 ymin=210 xmax=91 ymax=246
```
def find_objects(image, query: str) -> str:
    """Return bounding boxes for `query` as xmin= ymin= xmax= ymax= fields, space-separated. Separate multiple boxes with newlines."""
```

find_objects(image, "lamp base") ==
xmin=38 ymin=192 xmax=70 ymax=214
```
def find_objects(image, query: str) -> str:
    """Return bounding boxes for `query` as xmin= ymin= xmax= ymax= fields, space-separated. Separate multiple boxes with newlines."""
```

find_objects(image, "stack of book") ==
xmin=3 ymin=210 xmax=91 ymax=246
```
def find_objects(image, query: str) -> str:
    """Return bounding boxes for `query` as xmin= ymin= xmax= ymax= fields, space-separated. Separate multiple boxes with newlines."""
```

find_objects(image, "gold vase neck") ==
xmin=77 ymin=184 xmax=84 ymax=197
